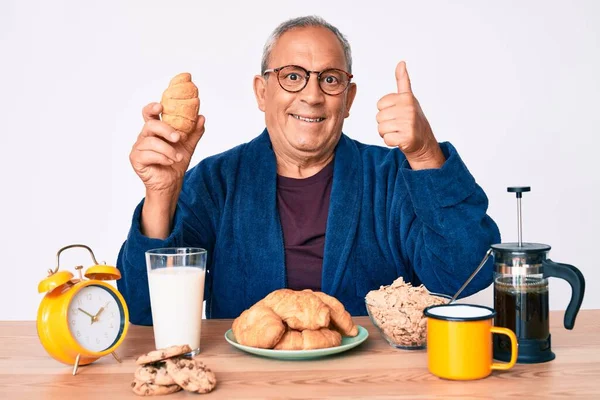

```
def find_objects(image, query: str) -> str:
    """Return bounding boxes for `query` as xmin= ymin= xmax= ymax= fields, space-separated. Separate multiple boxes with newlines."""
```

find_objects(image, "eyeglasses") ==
xmin=263 ymin=65 xmax=353 ymax=96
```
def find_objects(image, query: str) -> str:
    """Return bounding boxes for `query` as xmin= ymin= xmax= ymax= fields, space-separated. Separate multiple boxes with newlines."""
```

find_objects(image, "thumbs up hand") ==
xmin=376 ymin=61 xmax=445 ymax=170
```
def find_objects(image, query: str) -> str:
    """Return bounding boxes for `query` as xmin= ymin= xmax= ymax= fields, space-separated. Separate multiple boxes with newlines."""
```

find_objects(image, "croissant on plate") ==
xmin=274 ymin=327 xmax=342 ymax=350
xmin=306 ymin=289 xmax=358 ymax=337
xmin=232 ymin=305 xmax=285 ymax=349
xmin=232 ymin=289 xmax=358 ymax=350
xmin=259 ymin=289 xmax=330 ymax=331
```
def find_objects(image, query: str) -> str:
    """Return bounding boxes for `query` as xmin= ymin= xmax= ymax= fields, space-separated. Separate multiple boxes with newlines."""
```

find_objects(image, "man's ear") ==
xmin=344 ymin=82 xmax=357 ymax=118
xmin=253 ymin=75 xmax=267 ymax=112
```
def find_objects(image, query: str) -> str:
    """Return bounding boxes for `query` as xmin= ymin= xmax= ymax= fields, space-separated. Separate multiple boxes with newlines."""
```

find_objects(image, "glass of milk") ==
xmin=145 ymin=247 xmax=207 ymax=355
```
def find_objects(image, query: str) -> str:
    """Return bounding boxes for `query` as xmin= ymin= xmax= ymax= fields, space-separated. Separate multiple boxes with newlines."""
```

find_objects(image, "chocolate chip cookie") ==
xmin=136 ymin=344 xmax=192 ymax=365
xmin=131 ymin=378 xmax=181 ymax=396
xmin=134 ymin=362 xmax=176 ymax=386
xmin=165 ymin=357 xmax=217 ymax=394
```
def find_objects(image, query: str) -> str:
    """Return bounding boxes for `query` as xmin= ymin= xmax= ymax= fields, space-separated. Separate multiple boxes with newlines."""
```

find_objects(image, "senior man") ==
xmin=117 ymin=15 xmax=500 ymax=325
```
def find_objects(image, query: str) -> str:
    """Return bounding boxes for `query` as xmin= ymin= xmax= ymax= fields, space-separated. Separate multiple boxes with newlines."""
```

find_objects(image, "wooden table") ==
xmin=1 ymin=311 xmax=599 ymax=399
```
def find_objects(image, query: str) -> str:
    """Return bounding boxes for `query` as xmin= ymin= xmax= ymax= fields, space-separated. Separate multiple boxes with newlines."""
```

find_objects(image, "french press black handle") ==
xmin=543 ymin=260 xmax=586 ymax=329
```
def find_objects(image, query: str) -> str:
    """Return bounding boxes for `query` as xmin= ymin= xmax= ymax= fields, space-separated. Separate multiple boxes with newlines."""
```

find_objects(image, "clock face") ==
xmin=67 ymin=285 xmax=125 ymax=352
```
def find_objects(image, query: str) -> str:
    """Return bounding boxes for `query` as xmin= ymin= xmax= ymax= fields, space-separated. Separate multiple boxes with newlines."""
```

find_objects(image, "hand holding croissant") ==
xmin=130 ymin=72 xmax=206 ymax=239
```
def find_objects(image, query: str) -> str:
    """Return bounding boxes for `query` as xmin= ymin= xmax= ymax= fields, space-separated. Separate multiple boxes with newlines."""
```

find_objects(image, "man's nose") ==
xmin=299 ymin=75 xmax=325 ymax=105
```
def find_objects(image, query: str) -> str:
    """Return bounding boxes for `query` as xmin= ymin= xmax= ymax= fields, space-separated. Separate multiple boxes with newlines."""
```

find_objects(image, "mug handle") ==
xmin=490 ymin=327 xmax=518 ymax=370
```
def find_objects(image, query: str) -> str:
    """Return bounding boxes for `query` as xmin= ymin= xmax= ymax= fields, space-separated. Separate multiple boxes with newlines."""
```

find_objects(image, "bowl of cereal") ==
xmin=365 ymin=277 xmax=450 ymax=350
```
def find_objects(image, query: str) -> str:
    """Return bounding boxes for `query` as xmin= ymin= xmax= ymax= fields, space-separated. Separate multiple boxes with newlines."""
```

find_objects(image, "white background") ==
xmin=1 ymin=0 xmax=598 ymax=320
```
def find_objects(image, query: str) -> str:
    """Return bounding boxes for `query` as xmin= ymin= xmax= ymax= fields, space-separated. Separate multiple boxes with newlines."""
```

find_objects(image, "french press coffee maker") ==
xmin=485 ymin=187 xmax=586 ymax=363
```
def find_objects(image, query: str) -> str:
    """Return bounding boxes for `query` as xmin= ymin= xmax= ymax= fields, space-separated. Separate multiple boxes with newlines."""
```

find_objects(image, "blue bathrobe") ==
xmin=116 ymin=129 xmax=500 ymax=325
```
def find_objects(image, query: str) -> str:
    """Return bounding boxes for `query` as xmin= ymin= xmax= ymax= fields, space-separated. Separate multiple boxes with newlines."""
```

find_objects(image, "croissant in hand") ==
xmin=160 ymin=72 xmax=199 ymax=134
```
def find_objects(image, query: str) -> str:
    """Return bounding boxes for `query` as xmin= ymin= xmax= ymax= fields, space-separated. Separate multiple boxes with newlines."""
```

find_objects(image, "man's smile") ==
xmin=289 ymin=113 xmax=326 ymax=123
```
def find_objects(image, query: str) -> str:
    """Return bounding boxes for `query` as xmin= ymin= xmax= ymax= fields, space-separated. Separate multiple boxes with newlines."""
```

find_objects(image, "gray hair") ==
xmin=260 ymin=15 xmax=352 ymax=74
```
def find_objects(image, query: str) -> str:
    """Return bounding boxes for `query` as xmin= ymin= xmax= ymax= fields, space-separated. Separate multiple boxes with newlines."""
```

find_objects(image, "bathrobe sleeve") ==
xmin=397 ymin=142 xmax=501 ymax=297
xmin=116 ymin=166 xmax=218 ymax=326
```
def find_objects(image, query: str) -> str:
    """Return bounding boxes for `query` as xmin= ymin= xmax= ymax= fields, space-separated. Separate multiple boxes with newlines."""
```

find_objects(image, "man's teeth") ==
xmin=292 ymin=114 xmax=324 ymax=123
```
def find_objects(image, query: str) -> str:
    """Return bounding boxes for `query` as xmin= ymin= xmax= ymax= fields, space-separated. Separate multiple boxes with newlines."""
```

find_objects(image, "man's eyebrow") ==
xmin=304 ymin=64 xmax=348 ymax=71
xmin=275 ymin=59 xmax=345 ymax=70
xmin=320 ymin=65 xmax=342 ymax=70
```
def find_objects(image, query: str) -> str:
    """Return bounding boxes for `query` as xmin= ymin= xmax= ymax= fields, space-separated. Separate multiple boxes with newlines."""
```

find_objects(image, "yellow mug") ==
xmin=423 ymin=304 xmax=517 ymax=380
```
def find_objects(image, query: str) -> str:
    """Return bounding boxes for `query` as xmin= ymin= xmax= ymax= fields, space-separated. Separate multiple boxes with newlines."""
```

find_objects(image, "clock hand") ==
xmin=78 ymin=308 xmax=95 ymax=324
xmin=78 ymin=308 xmax=94 ymax=318
xmin=92 ymin=301 xmax=111 ymax=324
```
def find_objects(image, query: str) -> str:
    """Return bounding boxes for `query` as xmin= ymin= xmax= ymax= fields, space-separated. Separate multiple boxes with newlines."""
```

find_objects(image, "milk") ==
xmin=148 ymin=266 xmax=205 ymax=350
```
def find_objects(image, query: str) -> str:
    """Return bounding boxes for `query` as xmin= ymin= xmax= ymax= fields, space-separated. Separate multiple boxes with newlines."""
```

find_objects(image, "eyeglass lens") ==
xmin=277 ymin=66 xmax=350 ymax=94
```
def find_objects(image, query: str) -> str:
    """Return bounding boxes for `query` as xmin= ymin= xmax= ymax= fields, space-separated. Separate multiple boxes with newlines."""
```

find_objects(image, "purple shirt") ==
xmin=276 ymin=162 xmax=334 ymax=291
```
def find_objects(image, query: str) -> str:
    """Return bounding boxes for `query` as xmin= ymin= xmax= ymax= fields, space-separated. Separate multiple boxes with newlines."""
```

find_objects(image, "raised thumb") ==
xmin=395 ymin=61 xmax=412 ymax=94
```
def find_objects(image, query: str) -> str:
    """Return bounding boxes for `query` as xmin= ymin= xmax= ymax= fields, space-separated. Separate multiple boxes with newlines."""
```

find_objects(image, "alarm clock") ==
xmin=37 ymin=244 xmax=130 ymax=375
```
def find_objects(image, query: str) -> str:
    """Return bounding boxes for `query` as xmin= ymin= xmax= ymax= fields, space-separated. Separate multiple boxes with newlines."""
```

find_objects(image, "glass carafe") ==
xmin=490 ymin=187 xmax=585 ymax=364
